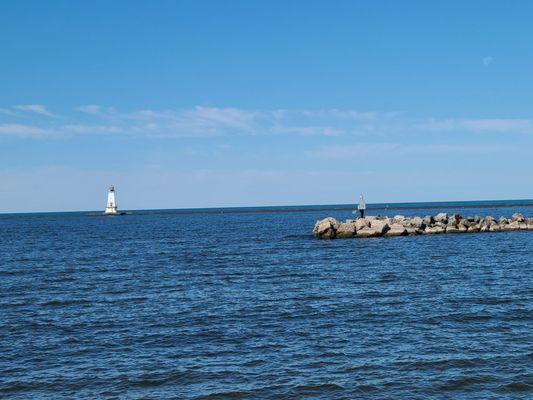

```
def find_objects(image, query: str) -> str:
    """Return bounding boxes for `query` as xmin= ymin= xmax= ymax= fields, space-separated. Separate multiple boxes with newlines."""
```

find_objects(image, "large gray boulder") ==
xmin=410 ymin=216 xmax=425 ymax=228
xmin=458 ymin=219 xmax=471 ymax=228
xmin=446 ymin=225 xmax=460 ymax=233
xmin=425 ymin=226 xmax=445 ymax=234
xmin=457 ymin=224 xmax=468 ymax=233
xmin=356 ymin=227 xmax=380 ymax=238
xmin=336 ymin=221 xmax=356 ymax=238
xmin=370 ymin=219 xmax=390 ymax=235
xmin=448 ymin=214 xmax=462 ymax=226
xmin=399 ymin=218 xmax=414 ymax=227
xmin=405 ymin=226 xmax=421 ymax=235
xmin=484 ymin=216 xmax=496 ymax=225
xmin=313 ymin=217 xmax=339 ymax=239
xmin=385 ymin=223 xmax=408 ymax=236
xmin=423 ymin=215 xmax=434 ymax=226
xmin=503 ymin=221 xmax=520 ymax=231
xmin=355 ymin=218 xmax=369 ymax=231
xmin=489 ymin=223 xmax=502 ymax=232
xmin=467 ymin=224 xmax=480 ymax=232
xmin=435 ymin=213 xmax=448 ymax=223
xmin=392 ymin=215 xmax=406 ymax=224
xmin=512 ymin=213 xmax=525 ymax=223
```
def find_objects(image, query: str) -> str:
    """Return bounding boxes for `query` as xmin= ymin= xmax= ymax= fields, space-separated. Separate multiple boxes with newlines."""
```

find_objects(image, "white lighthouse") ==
xmin=104 ymin=186 xmax=118 ymax=215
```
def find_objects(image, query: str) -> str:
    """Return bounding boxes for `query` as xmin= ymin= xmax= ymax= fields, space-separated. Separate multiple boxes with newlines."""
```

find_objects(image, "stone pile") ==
xmin=313 ymin=212 xmax=533 ymax=239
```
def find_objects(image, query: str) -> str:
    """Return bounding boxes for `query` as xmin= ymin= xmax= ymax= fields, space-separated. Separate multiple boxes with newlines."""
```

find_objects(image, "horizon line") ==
xmin=2 ymin=198 xmax=533 ymax=216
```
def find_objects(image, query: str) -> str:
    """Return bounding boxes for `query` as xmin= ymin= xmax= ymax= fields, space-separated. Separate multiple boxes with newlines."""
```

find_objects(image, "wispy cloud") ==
xmin=416 ymin=118 xmax=533 ymax=134
xmin=2 ymin=104 xmax=533 ymax=139
xmin=460 ymin=118 xmax=533 ymax=133
xmin=307 ymin=143 xmax=400 ymax=158
xmin=0 ymin=124 xmax=50 ymax=138
xmin=62 ymin=124 xmax=124 ymax=134
xmin=13 ymin=104 xmax=57 ymax=117
xmin=72 ymin=105 xmax=394 ymax=137
xmin=0 ymin=108 xmax=20 ymax=117
xmin=75 ymin=105 xmax=116 ymax=116
xmin=300 ymin=109 xmax=380 ymax=120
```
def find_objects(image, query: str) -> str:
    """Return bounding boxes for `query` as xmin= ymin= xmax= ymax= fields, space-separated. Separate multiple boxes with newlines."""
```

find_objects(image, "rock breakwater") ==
xmin=313 ymin=213 xmax=533 ymax=239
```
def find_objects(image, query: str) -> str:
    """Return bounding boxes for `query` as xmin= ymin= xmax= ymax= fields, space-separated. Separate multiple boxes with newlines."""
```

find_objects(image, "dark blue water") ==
xmin=1 ymin=202 xmax=532 ymax=399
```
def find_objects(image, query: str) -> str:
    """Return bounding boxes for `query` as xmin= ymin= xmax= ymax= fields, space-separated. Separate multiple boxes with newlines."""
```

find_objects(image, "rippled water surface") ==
xmin=1 ymin=203 xmax=532 ymax=399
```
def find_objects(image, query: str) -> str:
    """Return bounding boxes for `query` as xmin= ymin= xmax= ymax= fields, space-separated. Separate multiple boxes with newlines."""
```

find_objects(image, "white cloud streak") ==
xmin=0 ymin=108 xmax=20 ymax=117
xmin=0 ymin=124 xmax=50 ymax=138
xmin=417 ymin=118 xmax=533 ymax=134
xmin=63 ymin=124 xmax=124 ymax=134
xmin=75 ymin=105 xmax=117 ymax=116
xmin=1 ymin=104 xmax=533 ymax=139
xmin=13 ymin=104 xmax=57 ymax=117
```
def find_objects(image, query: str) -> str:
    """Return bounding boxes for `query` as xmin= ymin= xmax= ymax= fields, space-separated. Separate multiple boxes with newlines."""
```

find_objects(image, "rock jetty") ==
xmin=313 ymin=213 xmax=533 ymax=239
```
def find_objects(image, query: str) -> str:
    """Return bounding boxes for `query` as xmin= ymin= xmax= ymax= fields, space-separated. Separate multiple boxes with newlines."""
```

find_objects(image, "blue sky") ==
xmin=1 ymin=1 xmax=532 ymax=212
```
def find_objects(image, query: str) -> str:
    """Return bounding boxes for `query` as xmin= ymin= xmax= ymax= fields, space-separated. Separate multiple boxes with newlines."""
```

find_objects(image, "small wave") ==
xmin=195 ymin=390 xmax=248 ymax=399
xmin=240 ymin=359 xmax=265 ymax=367
xmin=0 ymin=382 xmax=35 ymax=394
xmin=304 ymin=360 xmax=342 ymax=368
xmin=426 ymin=312 xmax=495 ymax=323
xmin=127 ymin=371 xmax=189 ymax=388
xmin=401 ymin=357 xmax=488 ymax=371
xmin=379 ymin=272 xmax=397 ymax=282
xmin=282 ymin=234 xmax=312 ymax=240
xmin=41 ymin=299 xmax=91 ymax=307
xmin=496 ymin=380 xmax=533 ymax=393
xmin=268 ymin=273 xmax=314 ymax=279
xmin=352 ymin=384 xmax=380 ymax=393
xmin=438 ymin=375 xmax=495 ymax=391
xmin=287 ymin=383 xmax=345 ymax=395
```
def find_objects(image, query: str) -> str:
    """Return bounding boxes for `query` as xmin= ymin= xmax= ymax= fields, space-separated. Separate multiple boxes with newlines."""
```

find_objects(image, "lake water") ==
xmin=1 ymin=201 xmax=532 ymax=399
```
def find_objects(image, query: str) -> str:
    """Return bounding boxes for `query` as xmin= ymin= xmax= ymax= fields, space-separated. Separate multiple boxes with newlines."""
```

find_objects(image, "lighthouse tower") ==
xmin=104 ymin=186 xmax=118 ymax=215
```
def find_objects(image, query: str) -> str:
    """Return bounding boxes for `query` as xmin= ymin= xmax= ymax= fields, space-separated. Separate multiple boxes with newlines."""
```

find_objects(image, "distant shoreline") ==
xmin=129 ymin=200 xmax=533 ymax=215
xmin=2 ymin=199 xmax=533 ymax=216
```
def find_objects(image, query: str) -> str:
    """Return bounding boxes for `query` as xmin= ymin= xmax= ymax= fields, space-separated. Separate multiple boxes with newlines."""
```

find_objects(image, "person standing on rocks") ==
xmin=358 ymin=193 xmax=366 ymax=218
